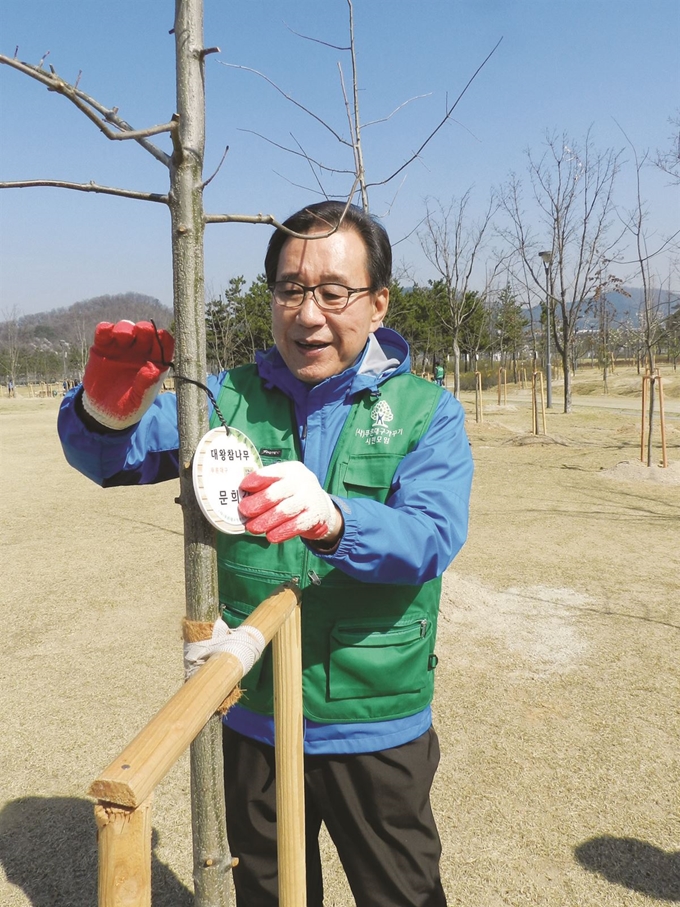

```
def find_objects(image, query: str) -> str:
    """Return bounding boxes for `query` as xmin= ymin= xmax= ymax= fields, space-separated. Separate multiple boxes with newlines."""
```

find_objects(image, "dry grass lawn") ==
xmin=0 ymin=365 xmax=678 ymax=906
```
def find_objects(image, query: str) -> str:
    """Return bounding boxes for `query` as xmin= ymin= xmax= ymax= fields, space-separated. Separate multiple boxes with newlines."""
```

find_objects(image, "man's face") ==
xmin=271 ymin=227 xmax=389 ymax=384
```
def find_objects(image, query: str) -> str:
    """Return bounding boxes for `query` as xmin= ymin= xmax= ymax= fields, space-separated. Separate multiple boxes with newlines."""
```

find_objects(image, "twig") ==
xmin=219 ymin=62 xmax=351 ymax=147
xmin=282 ymin=20 xmax=350 ymax=51
xmin=290 ymin=134 xmax=328 ymax=198
xmin=201 ymin=145 xmax=230 ymax=190
xmin=362 ymin=94 xmax=433 ymax=129
xmin=237 ymin=129 xmax=354 ymax=175
xmin=366 ymin=37 xmax=503 ymax=189
xmin=0 ymin=179 xmax=169 ymax=203
xmin=205 ymin=177 xmax=360 ymax=232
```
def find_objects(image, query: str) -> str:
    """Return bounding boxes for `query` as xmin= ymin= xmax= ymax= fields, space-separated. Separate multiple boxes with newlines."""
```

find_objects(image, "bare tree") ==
xmin=418 ymin=191 xmax=497 ymax=397
xmin=499 ymin=131 xmax=622 ymax=412
xmin=617 ymin=125 xmax=680 ymax=463
xmin=654 ymin=111 xmax=680 ymax=185
xmin=0 ymin=305 xmax=22 ymax=387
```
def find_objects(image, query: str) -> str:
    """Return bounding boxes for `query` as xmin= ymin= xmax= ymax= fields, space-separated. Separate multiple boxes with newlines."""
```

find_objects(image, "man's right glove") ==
xmin=82 ymin=320 xmax=174 ymax=429
xmin=183 ymin=618 xmax=266 ymax=680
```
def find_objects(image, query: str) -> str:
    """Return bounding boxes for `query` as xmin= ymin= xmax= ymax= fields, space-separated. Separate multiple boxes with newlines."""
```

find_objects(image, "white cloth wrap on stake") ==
xmin=183 ymin=617 xmax=266 ymax=680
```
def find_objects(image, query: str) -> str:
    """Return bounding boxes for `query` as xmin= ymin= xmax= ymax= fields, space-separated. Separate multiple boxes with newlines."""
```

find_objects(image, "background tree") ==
xmin=491 ymin=284 xmax=528 ymax=381
xmin=499 ymin=131 xmax=621 ymax=412
xmin=0 ymin=305 xmax=22 ymax=387
xmin=654 ymin=111 xmax=680 ymax=184
xmin=418 ymin=191 xmax=496 ymax=397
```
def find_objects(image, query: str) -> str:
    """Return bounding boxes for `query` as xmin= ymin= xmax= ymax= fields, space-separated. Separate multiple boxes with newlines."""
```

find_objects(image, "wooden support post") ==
xmin=657 ymin=375 xmax=668 ymax=468
xmin=531 ymin=372 xmax=537 ymax=435
xmin=538 ymin=372 xmax=547 ymax=435
xmin=95 ymin=796 xmax=152 ymax=907
xmin=640 ymin=374 xmax=649 ymax=463
xmin=273 ymin=603 xmax=306 ymax=907
xmin=475 ymin=371 xmax=483 ymax=423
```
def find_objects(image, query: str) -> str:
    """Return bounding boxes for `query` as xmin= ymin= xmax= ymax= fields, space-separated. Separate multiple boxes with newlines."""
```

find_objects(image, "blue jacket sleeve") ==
xmin=57 ymin=376 xmax=224 ymax=486
xmin=318 ymin=392 xmax=473 ymax=585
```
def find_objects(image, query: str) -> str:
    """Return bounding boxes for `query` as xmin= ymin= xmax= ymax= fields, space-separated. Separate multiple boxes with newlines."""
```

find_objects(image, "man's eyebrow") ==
xmin=277 ymin=271 xmax=352 ymax=284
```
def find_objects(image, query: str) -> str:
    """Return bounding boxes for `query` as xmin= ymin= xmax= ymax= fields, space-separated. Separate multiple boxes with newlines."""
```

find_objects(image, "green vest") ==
xmin=210 ymin=363 xmax=445 ymax=723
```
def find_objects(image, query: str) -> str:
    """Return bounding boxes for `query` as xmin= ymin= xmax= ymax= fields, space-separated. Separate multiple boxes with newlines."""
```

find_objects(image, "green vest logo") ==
xmin=357 ymin=399 xmax=403 ymax=446
xmin=370 ymin=399 xmax=394 ymax=426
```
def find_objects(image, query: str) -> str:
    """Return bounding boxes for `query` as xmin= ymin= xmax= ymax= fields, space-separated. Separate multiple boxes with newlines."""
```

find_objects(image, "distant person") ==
xmin=7 ymin=379 xmax=15 ymax=398
xmin=58 ymin=201 xmax=473 ymax=907
xmin=434 ymin=364 xmax=445 ymax=386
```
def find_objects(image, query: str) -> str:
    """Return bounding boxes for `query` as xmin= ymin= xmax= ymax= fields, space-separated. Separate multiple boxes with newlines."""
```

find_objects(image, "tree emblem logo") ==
xmin=370 ymin=400 xmax=394 ymax=427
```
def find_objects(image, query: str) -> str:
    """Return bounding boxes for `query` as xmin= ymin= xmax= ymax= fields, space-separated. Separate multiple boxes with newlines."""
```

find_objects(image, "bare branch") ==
xmin=205 ymin=179 xmax=361 ymax=233
xmin=283 ymin=20 xmax=350 ymax=51
xmin=362 ymin=94 xmax=433 ymax=129
xmin=0 ymin=179 xmax=169 ymax=203
xmin=237 ymin=128 xmax=355 ymax=175
xmin=219 ymin=61 xmax=351 ymax=147
xmin=200 ymin=145 xmax=230 ymax=190
xmin=290 ymin=134 xmax=328 ymax=198
xmin=366 ymin=37 xmax=503 ymax=189
xmin=0 ymin=54 xmax=173 ymax=167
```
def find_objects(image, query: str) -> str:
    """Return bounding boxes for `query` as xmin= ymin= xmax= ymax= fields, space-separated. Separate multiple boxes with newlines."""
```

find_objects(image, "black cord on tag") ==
xmin=151 ymin=320 xmax=230 ymax=434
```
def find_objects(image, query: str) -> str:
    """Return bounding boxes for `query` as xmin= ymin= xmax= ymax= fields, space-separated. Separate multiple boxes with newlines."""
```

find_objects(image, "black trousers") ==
xmin=223 ymin=724 xmax=447 ymax=907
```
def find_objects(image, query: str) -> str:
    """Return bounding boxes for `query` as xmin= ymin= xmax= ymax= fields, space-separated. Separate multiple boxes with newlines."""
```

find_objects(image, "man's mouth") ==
xmin=295 ymin=340 xmax=329 ymax=351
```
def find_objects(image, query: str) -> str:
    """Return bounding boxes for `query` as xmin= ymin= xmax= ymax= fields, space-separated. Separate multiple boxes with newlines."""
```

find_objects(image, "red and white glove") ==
xmin=238 ymin=461 xmax=342 ymax=545
xmin=183 ymin=618 xmax=266 ymax=681
xmin=82 ymin=320 xmax=174 ymax=429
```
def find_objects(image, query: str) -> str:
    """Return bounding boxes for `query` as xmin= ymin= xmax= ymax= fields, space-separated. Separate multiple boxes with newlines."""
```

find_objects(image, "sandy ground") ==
xmin=0 ymin=366 xmax=678 ymax=906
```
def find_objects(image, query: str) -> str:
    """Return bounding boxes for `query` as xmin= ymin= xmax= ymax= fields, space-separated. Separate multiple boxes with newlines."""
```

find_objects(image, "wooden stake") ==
xmin=497 ymin=368 xmax=507 ymax=406
xmin=475 ymin=371 xmax=483 ymax=423
xmin=538 ymin=371 xmax=547 ymax=435
xmin=657 ymin=375 xmax=668 ymax=468
xmin=531 ymin=372 xmax=537 ymax=435
xmin=273 ymin=603 xmax=306 ymax=907
xmin=95 ymin=796 xmax=152 ymax=907
xmin=640 ymin=374 xmax=648 ymax=463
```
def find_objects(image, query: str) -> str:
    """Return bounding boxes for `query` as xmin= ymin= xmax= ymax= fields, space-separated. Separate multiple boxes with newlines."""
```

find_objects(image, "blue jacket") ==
xmin=58 ymin=328 xmax=473 ymax=753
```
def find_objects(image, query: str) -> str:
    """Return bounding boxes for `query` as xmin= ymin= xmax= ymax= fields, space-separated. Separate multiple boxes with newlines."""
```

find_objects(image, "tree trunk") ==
xmin=561 ymin=313 xmax=572 ymax=413
xmin=171 ymin=1 xmax=231 ymax=904
xmin=453 ymin=337 xmax=461 ymax=399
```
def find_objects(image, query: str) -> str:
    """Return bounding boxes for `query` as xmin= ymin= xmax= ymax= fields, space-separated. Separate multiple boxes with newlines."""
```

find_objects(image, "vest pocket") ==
xmin=341 ymin=453 xmax=404 ymax=503
xmin=328 ymin=615 xmax=433 ymax=701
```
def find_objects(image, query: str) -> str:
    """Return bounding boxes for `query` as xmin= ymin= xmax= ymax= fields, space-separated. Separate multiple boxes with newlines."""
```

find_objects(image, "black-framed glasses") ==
xmin=269 ymin=280 xmax=374 ymax=313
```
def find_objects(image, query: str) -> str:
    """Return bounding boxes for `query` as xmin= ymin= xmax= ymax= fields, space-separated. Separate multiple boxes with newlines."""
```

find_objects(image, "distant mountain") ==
xmin=581 ymin=286 xmax=678 ymax=329
xmin=4 ymin=292 xmax=173 ymax=348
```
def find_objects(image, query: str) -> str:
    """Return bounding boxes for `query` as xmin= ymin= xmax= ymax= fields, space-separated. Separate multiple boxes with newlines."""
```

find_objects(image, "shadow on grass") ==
xmin=575 ymin=835 xmax=680 ymax=901
xmin=0 ymin=796 xmax=192 ymax=907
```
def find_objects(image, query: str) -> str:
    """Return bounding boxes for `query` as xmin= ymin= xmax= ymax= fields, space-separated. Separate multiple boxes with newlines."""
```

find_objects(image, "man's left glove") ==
xmin=183 ymin=617 xmax=265 ymax=680
xmin=238 ymin=461 xmax=342 ymax=544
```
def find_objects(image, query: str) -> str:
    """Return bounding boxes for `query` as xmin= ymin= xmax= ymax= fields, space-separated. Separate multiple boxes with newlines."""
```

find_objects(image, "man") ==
xmin=59 ymin=201 xmax=473 ymax=906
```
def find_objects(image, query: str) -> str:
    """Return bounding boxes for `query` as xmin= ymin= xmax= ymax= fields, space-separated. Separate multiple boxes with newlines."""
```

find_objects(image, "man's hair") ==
xmin=264 ymin=201 xmax=392 ymax=290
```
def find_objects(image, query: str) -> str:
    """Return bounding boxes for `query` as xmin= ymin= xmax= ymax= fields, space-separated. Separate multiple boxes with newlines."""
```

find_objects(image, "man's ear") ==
xmin=370 ymin=286 xmax=389 ymax=330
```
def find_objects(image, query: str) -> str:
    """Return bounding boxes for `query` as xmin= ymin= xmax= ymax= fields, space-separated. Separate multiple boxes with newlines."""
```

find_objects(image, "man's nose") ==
xmin=296 ymin=292 xmax=327 ymax=325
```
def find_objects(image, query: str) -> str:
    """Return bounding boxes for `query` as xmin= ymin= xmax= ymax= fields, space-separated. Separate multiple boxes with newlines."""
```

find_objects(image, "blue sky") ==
xmin=1 ymin=0 xmax=678 ymax=317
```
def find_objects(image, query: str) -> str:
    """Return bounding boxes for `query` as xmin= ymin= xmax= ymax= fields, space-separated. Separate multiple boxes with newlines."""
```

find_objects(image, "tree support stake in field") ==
xmin=640 ymin=372 xmax=668 ymax=468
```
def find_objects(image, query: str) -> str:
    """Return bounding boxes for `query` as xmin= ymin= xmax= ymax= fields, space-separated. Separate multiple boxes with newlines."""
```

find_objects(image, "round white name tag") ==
xmin=192 ymin=427 xmax=262 ymax=534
